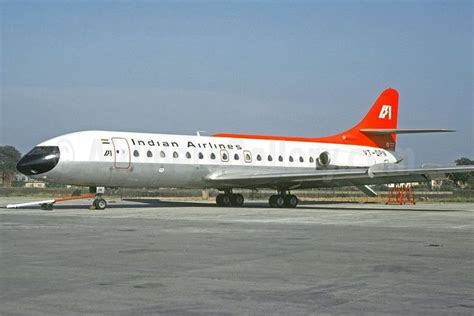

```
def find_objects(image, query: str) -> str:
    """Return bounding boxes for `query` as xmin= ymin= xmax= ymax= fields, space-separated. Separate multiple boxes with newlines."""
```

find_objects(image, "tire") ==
xmin=216 ymin=194 xmax=224 ymax=206
xmin=221 ymin=194 xmax=231 ymax=207
xmin=269 ymin=195 xmax=277 ymax=207
xmin=285 ymin=194 xmax=298 ymax=208
xmin=40 ymin=203 xmax=53 ymax=211
xmin=275 ymin=195 xmax=286 ymax=208
xmin=231 ymin=194 xmax=244 ymax=207
xmin=94 ymin=198 xmax=107 ymax=210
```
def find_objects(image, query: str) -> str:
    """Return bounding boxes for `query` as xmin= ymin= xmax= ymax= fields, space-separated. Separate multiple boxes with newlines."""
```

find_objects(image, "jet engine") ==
xmin=317 ymin=151 xmax=331 ymax=168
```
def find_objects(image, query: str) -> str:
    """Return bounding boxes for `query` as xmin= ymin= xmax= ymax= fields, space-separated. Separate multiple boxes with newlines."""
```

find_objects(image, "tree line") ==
xmin=0 ymin=146 xmax=21 ymax=186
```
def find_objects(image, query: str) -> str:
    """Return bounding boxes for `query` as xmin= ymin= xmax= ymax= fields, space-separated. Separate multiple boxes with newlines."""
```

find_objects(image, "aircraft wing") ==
xmin=206 ymin=165 xmax=474 ymax=190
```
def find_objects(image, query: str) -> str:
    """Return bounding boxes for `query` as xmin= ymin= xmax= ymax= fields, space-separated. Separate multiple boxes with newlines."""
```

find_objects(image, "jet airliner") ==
xmin=16 ymin=88 xmax=473 ymax=209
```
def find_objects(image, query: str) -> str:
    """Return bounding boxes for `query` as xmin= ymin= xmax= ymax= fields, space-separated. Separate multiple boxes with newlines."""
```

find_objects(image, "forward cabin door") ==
xmin=112 ymin=137 xmax=131 ymax=169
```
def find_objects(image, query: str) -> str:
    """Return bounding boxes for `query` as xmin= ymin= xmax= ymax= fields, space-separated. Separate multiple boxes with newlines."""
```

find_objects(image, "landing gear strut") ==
xmin=216 ymin=190 xmax=244 ymax=207
xmin=268 ymin=191 xmax=298 ymax=208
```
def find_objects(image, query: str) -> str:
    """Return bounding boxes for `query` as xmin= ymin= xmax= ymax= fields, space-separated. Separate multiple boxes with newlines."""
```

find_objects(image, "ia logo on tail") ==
xmin=378 ymin=105 xmax=392 ymax=120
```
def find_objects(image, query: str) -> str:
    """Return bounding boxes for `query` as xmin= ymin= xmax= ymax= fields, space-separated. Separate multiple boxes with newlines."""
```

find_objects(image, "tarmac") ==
xmin=0 ymin=197 xmax=473 ymax=315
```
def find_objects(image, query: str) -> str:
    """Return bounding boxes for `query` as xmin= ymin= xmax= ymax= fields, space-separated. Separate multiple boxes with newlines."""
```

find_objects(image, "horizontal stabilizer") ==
xmin=360 ymin=128 xmax=455 ymax=135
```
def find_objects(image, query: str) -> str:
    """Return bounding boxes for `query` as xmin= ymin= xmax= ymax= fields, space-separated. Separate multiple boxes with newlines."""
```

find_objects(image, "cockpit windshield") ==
xmin=16 ymin=146 xmax=60 ymax=176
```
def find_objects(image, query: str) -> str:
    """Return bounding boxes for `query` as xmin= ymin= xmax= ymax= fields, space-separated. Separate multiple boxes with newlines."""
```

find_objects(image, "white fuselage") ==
xmin=29 ymin=130 xmax=398 ymax=189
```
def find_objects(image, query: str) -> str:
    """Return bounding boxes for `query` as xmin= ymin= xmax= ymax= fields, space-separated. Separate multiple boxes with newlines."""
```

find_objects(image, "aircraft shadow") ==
xmin=124 ymin=199 xmax=462 ymax=212
xmin=4 ymin=198 xmax=462 ymax=212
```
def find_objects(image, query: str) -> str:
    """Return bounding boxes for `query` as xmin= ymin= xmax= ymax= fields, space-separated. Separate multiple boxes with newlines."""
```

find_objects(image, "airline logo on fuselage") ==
xmin=125 ymin=138 xmax=244 ymax=151
xmin=378 ymin=105 xmax=392 ymax=120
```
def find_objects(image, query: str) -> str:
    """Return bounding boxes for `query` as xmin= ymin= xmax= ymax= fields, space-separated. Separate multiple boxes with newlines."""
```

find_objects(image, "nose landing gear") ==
xmin=90 ymin=186 xmax=107 ymax=210
xmin=92 ymin=197 xmax=107 ymax=210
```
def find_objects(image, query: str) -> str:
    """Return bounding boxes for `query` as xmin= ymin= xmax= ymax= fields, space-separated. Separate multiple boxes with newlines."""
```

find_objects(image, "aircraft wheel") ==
xmin=40 ymin=203 xmax=53 ymax=211
xmin=269 ymin=195 xmax=277 ymax=207
xmin=94 ymin=198 xmax=107 ymax=210
xmin=217 ymin=194 xmax=232 ymax=207
xmin=285 ymin=194 xmax=298 ymax=208
xmin=231 ymin=193 xmax=244 ymax=207
xmin=275 ymin=195 xmax=286 ymax=208
xmin=221 ymin=194 xmax=232 ymax=207
xmin=216 ymin=194 xmax=224 ymax=206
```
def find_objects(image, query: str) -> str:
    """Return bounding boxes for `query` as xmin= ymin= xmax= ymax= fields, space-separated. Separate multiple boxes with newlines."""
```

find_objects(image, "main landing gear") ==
xmin=215 ymin=189 xmax=299 ymax=208
xmin=216 ymin=190 xmax=244 ymax=207
xmin=268 ymin=192 xmax=298 ymax=208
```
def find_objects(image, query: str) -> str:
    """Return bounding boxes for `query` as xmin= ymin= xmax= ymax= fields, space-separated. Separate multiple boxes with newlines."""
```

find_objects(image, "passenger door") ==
xmin=112 ymin=137 xmax=131 ymax=169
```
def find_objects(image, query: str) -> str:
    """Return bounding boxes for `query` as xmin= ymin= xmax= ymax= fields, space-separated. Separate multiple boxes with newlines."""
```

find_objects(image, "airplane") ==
xmin=16 ymin=88 xmax=474 ymax=209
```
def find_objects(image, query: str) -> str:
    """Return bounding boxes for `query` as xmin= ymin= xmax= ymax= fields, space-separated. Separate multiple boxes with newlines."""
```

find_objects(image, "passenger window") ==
xmin=133 ymin=150 xmax=139 ymax=157
xmin=278 ymin=155 xmax=283 ymax=162
xmin=160 ymin=151 xmax=166 ymax=158
xmin=244 ymin=150 xmax=252 ymax=163
xmin=257 ymin=154 xmax=262 ymax=161
xmin=210 ymin=153 xmax=216 ymax=160
xmin=234 ymin=153 xmax=239 ymax=160
xmin=309 ymin=157 xmax=314 ymax=163
xmin=147 ymin=150 xmax=153 ymax=158
xmin=299 ymin=156 xmax=304 ymax=163
xmin=268 ymin=155 xmax=273 ymax=162
xmin=173 ymin=151 xmax=179 ymax=158
xmin=198 ymin=152 xmax=204 ymax=159
xmin=289 ymin=156 xmax=294 ymax=162
xmin=220 ymin=150 xmax=229 ymax=162
xmin=186 ymin=152 xmax=191 ymax=159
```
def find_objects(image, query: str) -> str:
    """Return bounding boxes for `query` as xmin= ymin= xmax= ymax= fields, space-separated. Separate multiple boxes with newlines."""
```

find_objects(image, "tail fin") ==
xmin=351 ymin=87 xmax=399 ymax=149
xmin=212 ymin=88 xmax=453 ymax=150
xmin=355 ymin=88 xmax=399 ymax=131
xmin=318 ymin=88 xmax=399 ymax=150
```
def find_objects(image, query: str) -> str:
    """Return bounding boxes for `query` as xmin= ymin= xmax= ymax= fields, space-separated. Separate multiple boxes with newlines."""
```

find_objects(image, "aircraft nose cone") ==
xmin=16 ymin=146 xmax=60 ymax=176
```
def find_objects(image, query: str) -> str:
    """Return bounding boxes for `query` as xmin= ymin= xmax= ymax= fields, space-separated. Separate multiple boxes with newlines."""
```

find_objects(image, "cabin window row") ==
xmin=132 ymin=149 xmax=316 ymax=164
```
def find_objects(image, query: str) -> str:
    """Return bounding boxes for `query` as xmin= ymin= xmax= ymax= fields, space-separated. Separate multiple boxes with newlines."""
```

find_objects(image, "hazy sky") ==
xmin=1 ymin=1 xmax=472 ymax=166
